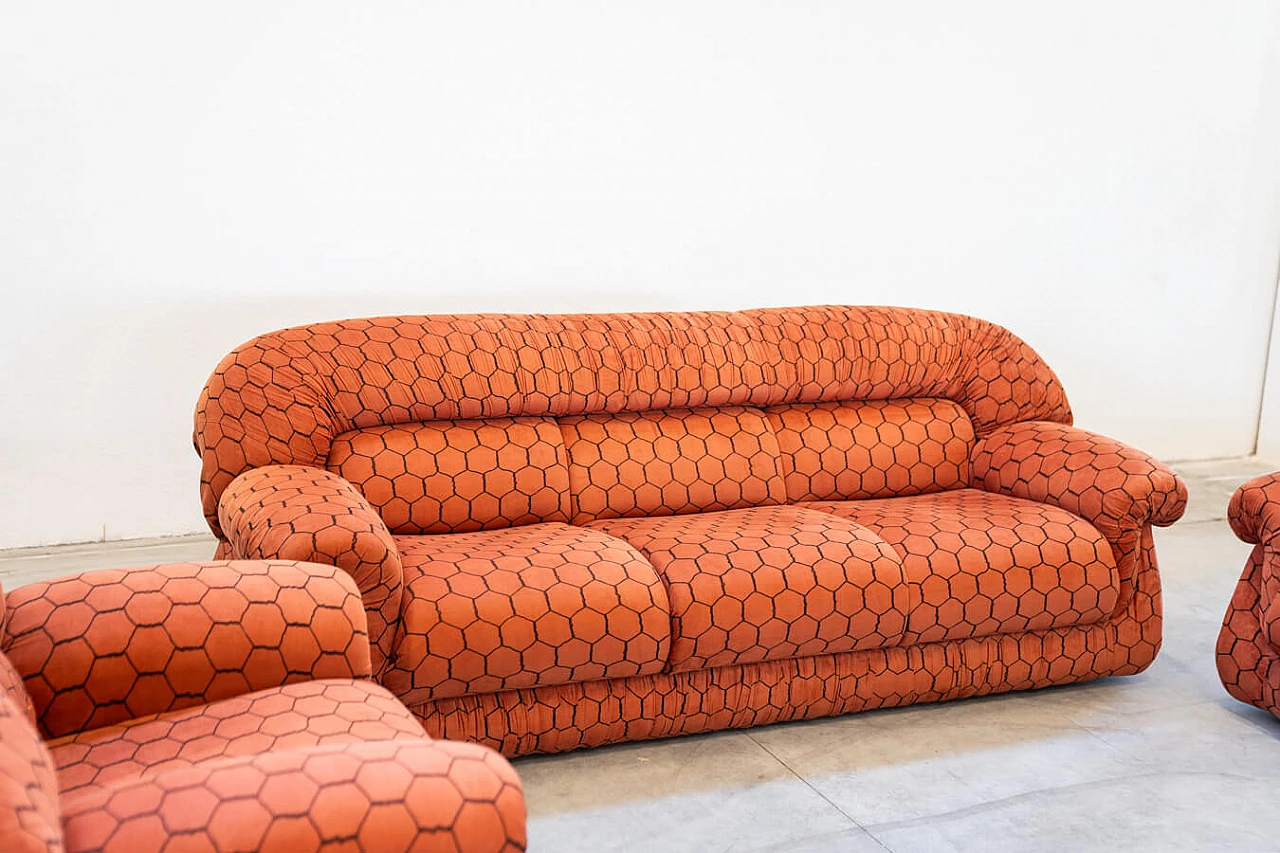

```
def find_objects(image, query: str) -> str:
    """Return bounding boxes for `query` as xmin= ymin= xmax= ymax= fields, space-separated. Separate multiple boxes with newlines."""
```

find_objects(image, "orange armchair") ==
xmin=1219 ymin=473 xmax=1280 ymax=716
xmin=0 ymin=561 xmax=526 ymax=853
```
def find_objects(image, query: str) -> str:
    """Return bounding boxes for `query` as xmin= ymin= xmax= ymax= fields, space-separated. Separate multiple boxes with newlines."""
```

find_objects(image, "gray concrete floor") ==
xmin=2 ymin=458 xmax=1278 ymax=852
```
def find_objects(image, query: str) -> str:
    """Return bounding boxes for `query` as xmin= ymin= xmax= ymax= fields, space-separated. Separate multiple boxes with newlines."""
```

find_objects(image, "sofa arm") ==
xmin=60 ymin=740 xmax=527 ymax=853
xmin=970 ymin=421 xmax=1187 ymax=540
xmin=219 ymin=465 xmax=403 ymax=674
xmin=2 ymin=561 xmax=371 ymax=740
xmin=1227 ymin=473 xmax=1280 ymax=545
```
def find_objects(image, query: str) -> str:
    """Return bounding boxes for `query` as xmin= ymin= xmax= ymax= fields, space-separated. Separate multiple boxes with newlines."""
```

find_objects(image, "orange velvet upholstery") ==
xmin=194 ymin=306 xmax=1074 ymax=539
xmin=0 ymin=567 xmax=527 ymax=853
xmin=767 ymin=398 xmax=975 ymax=502
xmin=560 ymin=407 xmax=787 ymax=522
xmin=194 ymin=306 xmax=1186 ymax=756
xmin=970 ymin=420 xmax=1188 ymax=541
xmin=0 ymin=687 xmax=60 ymax=853
xmin=59 ymin=740 xmax=523 ymax=853
xmin=804 ymin=490 xmax=1120 ymax=643
xmin=328 ymin=417 xmax=573 ymax=535
xmin=217 ymin=467 xmax=404 ymax=674
xmin=5 ymin=561 xmax=371 ymax=739
xmin=386 ymin=524 xmax=670 ymax=704
xmin=587 ymin=506 xmax=908 ymax=672
xmin=1218 ymin=473 xmax=1280 ymax=717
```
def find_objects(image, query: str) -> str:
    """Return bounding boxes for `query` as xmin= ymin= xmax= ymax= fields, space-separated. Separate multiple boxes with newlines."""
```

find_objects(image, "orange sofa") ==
xmin=194 ymin=305 xmax=1187 ymax=756
xmin=1219 ymin=473 xmax=1280 ymax=717
xmin=0 ymin=561 xmax=525 ymax=853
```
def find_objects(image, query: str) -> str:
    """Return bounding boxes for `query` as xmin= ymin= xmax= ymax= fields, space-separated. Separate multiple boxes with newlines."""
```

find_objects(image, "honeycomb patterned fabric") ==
xmin=586 ymin=506 xmax=909 ymax=672
xmin=802 ymin=490 xmax=1120 ymax=644
xmin=58 ymin=740 xmax=524 ymax=853
xmin=4 ymin=561 xmax=371 ymax=740
xmin=385 ymin=523 xmax=671 ymax=704
xmin=195 ymin=306 xmax=1073 ymax=539
xmin=1218 ymin=473 xmax=1280 ymax=717
xmin=327 ymin=417 xmax=573 ymax=535
xmin=194 ymin=305 xmax=1186 ymax=756
xmin=0 ymin=565 xmax=528 ymax=853
xmin=0 ymin=686 xmax=62 ymax=853
xmin=0 ymin=591 xmax=37 ymax=727
xmin=216 ymin=467 xmax=404 ymax=674
xmin=560 ymin=407 xmax=788 ymax=522
xmin=767 ymin=399 xmax=975 ymax=502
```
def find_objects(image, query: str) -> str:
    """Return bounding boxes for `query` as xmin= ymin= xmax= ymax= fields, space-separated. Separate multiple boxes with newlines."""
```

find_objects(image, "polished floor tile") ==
xmin=867 ymin=771 xmax=1278 ymax=853
xmin=4 ymin=459 xmax=1280 ymax=851
xmin=518 ymin=732 xmax=875 ymax=852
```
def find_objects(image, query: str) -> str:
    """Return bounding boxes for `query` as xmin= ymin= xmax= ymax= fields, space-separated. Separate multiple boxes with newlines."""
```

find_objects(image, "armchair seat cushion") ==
xmin=385 ymin=524 xmax=671 ymax=704
xmin=49 ymin=679 xmax=425 ymax=796
xmin=805 ymin=489 xmax=1119 ymax=643
xmin=587 ymin=505 xmax=909 ymax=672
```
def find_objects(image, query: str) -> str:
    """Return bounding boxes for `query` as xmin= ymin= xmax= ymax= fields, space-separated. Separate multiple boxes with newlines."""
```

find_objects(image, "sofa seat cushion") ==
xmin=586 ymin=505 xmax=909 ymax=673
xmin=48 ymin=679 xmax=425 ymax=795
xmin=803 ymin=489 xmax=1119 ymax=643
xmin=387 ymin=523 xmax=671 ymax=704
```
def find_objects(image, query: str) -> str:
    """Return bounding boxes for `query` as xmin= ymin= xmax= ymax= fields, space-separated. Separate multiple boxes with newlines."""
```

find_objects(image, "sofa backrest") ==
xmin=195 ymin=306 xmax=1071 ymax=538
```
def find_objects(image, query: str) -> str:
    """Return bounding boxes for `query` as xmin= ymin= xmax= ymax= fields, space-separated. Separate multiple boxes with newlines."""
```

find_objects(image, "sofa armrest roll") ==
xmin=0 ymin=690 xmax=62 ymax=853
xmin=1 ymin=560 xmax=371 ymax=739
xmin=219 ymin=465 xmax=404 ymax=674
xmin=970 ymin=421 xmax=1187 ymax=540
xmin=1227 ymin=472 xmax=1280 ymax=545
xmin=59 ymin=739 xmax=527 ymax=853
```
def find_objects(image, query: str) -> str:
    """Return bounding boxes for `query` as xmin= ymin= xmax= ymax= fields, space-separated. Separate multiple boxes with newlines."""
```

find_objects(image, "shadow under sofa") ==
xmin=193 ymin=305 xmax=1187 ymax=756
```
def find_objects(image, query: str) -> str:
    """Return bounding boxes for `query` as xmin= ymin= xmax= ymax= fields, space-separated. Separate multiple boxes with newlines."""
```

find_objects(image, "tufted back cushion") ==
xmin=329 ymin=400 xmax=976 ymax=532
xmin=328 ymin=417 xmax=571 ymax=535
xmin=559 ymin=407 xmax=786 ymax=523
xmin=767 ymin=399 xmax=975 ymax=502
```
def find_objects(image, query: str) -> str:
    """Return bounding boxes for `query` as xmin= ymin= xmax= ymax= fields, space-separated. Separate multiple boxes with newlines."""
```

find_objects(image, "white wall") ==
xmin=1247 ymin=17 xmax=1280 ymax=463
xmin=3 ymin=1 xmax=1279 ymax=548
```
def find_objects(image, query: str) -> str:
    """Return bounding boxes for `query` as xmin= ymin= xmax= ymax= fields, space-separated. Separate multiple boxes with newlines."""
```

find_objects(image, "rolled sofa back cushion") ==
xmin=327 ymin=416 xmax=573 ymax=535
xmin=326 ymin=397 xmax=979 ymax=533
xmin=559 ymin=406 xmax=787 ymax=523
xmin=767 ymin=398 xmax=975 ymax=502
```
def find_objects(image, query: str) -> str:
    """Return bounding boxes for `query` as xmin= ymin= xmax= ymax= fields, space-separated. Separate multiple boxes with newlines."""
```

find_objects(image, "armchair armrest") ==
xmin=60 ymin=740 xmax=527 ymax=853
xmin=219 ymin=465 xmax=403 ymax=674
xmin=1228 ymin=472 xmax=1280 ymax=545
xmin=970 ymin=421 xmax=1187 ymax=540
xmin=0 ymin=690 xmax=60 ymax=853
xmin=2 ymin=561 xmax=371 ymax=739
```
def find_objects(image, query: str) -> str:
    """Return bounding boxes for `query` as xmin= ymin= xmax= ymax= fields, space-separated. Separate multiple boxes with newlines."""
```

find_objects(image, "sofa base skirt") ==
xmin=410 ymin=531 xmax=1163 ymax=757
xmin=1217 ymin=545 xmax=1280 ymax=717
